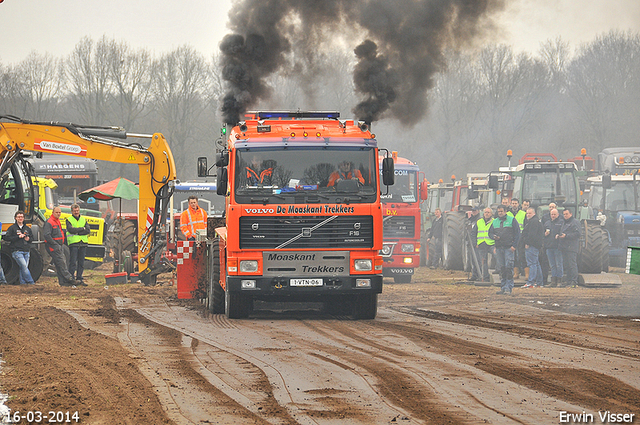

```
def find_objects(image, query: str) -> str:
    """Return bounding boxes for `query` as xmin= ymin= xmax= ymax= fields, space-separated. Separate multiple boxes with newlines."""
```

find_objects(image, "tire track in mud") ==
xmin=119 ymin=308 xmax=273 ymax=424
xmin=361 ymin=314 xmax=640 ymax=414
xmin=395 ymin=307 xmax=640 ymax=359
xmin=297 ymin=319 xmax=533 ymax=424
xmin=112 ymin=298 xmax=640 ymax=424
xmin=130 ymin=304 xmax=422 ymax=424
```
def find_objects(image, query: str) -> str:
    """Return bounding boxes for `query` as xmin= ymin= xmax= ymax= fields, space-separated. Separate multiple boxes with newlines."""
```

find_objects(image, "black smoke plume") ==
xmin=220 ymin=0 xmax=504 ymax=125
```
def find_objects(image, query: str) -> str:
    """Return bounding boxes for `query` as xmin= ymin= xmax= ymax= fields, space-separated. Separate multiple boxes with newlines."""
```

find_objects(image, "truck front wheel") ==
xmin=225 ymin=289 xmax=250 ymax=319
xmin=352 ymin=293 xmax=378 ymax=320
xmin=208 ymin=240 xmax=224 ymax=314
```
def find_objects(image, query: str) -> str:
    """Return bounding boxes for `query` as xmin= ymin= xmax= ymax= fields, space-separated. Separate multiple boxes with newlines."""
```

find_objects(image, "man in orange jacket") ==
xmin=180 ymin=196 xmax=208 ymax=241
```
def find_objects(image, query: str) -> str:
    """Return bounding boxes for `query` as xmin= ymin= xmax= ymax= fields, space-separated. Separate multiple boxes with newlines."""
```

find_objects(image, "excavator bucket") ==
xmin=578 ymin=272 xmax=622 ymax=288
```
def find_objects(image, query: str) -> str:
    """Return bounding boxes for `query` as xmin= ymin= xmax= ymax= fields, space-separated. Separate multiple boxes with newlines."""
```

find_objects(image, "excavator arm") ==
xmin=0 ymin=115 xmax=177 ymax=285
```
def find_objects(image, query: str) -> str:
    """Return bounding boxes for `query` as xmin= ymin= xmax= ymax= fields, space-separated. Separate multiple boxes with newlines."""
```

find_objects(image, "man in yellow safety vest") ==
xmin=473 ymin=207 xmax=495 ymax=282
xmin=66 ymin=203 xmax=91 ymax=284
xmin=180 ymin=196 xmax=208 ymax=241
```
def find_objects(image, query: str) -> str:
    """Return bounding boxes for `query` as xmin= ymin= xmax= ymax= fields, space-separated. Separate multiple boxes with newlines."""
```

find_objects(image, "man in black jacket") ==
xmin=544 ymin=208 xmax=564 ymax=287
xmin=521 ymin=208 xmax=544 ymax=288
xmin=426 ymin=208 xmax=443 ymax=268
xmin=489 ymin=205 xmax=520 ymax=295
xmin=4 ymin=210 xmax=35 ymax=284
xmin=558 ymin=208 xmax=581 ymax=287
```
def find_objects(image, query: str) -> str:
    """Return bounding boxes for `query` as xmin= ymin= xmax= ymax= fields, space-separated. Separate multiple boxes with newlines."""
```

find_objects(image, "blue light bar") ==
xmin=253 ymin=111 xmax=340 ymax=120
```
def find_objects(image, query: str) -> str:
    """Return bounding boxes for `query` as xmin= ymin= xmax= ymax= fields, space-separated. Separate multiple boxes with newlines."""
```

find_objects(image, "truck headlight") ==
xmin=380 ymin=245 xmax=392 ymax=256
xmin=354 ymin=259 xmax=372 ymax=271
xmin=240 ymin=260 xmax=259 ymax=273
xmin=401 ymin=244 xmax=414 ymax=252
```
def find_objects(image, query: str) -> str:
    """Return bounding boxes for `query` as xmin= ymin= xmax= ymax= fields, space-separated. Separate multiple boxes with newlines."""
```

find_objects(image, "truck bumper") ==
xmin=226 ymin=275 xmax=383 ymax=300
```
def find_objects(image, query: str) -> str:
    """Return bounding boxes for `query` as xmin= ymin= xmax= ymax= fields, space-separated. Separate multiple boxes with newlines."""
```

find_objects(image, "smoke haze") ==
xmin=220 ymin=0 xmax=505 ymax=125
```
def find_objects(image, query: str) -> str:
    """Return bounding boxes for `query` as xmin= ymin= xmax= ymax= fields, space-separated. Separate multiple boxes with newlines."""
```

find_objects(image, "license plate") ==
xmin=290 ymin=278 xmax=323 ymax=287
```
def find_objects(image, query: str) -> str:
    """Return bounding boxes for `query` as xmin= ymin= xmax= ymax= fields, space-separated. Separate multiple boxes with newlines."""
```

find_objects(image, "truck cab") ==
xmin=198 ymin=111 xmax=394 ymax=319
xmin=379 ymin=154 xmax=425 ymax=283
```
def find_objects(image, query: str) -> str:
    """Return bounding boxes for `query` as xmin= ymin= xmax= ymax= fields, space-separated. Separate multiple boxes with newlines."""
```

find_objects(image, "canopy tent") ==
xmin=78 ymin=177 xmax=139 ymax=201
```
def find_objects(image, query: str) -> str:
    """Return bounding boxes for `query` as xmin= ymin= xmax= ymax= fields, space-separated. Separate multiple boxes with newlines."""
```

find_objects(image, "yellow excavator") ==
xmin=0 ymin=115 xmax=176 ymax=285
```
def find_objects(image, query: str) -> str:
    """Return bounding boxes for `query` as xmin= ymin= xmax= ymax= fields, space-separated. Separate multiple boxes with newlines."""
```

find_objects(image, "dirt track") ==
xmin=1 ymin=265 xmax=640 ymax=424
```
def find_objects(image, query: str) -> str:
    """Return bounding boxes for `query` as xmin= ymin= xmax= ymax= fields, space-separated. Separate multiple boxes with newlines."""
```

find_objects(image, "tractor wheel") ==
xmin=116 ymin=220 xmax=137 ymax=254
xmin=208 ymin=239 xmax=224 ymax=314
xmin=1 ymin=249 xmax=19 ymax=284
xmin=122 ymin=250 xmax=135 ymax=275
xmin=442 ymin=211 xmax=465 ymax=270
xmin=420 ymin=234 xmax=429 ymax=266
xmin=1 ymin=247 xmax=43 ymax=284
xmin=599 ymin=229 xmax=610 ymax=272
xmin=462 ymin=231 xmax=473 ymax=272
xmin=28 ymin=247 xmax=44 ymax=282
xmin=578 ymin=222 xmax=608 ymax=274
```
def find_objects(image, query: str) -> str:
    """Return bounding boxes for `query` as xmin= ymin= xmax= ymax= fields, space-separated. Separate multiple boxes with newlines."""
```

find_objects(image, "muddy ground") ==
xmin=1 ymin=264 xmax=639 ymax=424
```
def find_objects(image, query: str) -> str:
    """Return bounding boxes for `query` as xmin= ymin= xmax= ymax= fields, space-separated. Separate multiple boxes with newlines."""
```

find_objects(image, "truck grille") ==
xmin=240 ymin=215 xmax=373 ymax=249
xmin=383 ymin=216 xmax=415 ymax=238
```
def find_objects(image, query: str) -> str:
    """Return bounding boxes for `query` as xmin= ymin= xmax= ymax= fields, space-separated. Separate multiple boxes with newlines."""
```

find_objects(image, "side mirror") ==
xmin=420 ymin=181 xmax=428 ymax=201
xmin=602 ymin=174 xmax=612 ymax=189
xmin=216 ymin=167 xmax=228 ymax=195
xmin=382 ymin=157 xmax=395 ymax=186
xmin=215 ymin=151 xmax=229 ymax=167
xmin=467 ymin=184 xmax=478 ymax=200
xmin=488 ymin=175 xmax=499 ymax=190
xmin=197 ymin=157 xmax=208 ymax=177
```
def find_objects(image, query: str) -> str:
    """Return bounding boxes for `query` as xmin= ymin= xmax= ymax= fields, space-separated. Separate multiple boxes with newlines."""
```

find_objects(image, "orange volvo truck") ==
xmin=379 ymin=153 xmax=427 ymax=283
xmin=196 ymin=111 xmax=394 ymax=319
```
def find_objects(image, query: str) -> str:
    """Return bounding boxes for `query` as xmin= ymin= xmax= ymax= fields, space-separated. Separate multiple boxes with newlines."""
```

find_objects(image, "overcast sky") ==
xmin=1 ymin=0 xmax=640 ymax=64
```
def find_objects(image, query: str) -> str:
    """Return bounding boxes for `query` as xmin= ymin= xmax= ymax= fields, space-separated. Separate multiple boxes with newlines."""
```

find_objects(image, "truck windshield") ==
xmin=591 ymin=181 xmax=639 ymax=212
xmin=514 ymin=170 xmax=578 ymax=208
xmin=381 ymin=170 xmax=417 ymax=203
xmin=234 ymin=147 xmax=378 ymax=204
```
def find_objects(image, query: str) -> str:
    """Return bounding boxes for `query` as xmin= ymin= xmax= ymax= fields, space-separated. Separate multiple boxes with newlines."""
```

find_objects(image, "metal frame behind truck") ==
xmin=195 ymin=111 xmax=394 ymax=319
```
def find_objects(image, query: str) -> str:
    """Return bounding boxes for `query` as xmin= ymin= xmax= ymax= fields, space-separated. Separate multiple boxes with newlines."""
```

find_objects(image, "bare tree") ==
xmin=18 ymin=52 xmax=64 ymax=120
xmin=539 ymin=37 xmax=570 ymax=91
xmin=566 ymin=31 xmax=640 ymax=152
xmin=107 ymin=41 xmax=153 ymax=129
xmin=66 ymin=36 xmax=115 ymax=124
xmin=152 ymin=46 xmax=212 ymax=174
xmin=0 ymin=63 xmax=29 ymax=117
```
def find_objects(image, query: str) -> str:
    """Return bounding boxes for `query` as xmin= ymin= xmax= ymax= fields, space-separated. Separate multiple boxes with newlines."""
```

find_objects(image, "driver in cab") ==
xmin=246 ymin=154 xmax=273 ymax=185
xmin=328 ymin=160 xmax=364 ymax=187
